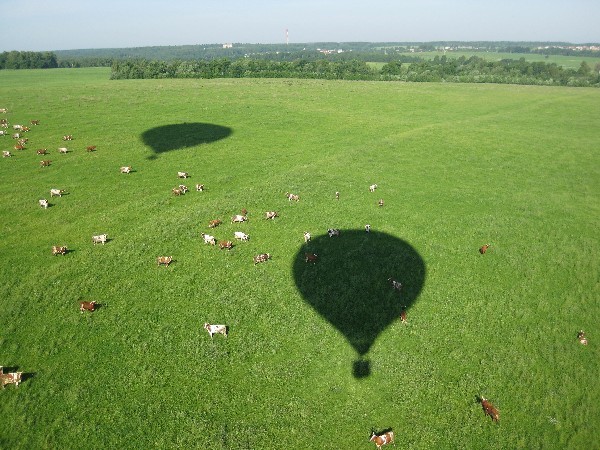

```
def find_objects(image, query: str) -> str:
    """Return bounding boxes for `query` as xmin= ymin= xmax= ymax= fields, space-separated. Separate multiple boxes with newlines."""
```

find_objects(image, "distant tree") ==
xmin=578 ymin=61 xmax=591 ymax=76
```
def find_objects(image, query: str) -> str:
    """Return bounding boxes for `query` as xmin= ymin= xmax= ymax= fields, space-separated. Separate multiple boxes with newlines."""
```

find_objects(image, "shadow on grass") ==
xmin=293 ymin=230 xmax=425 ymax=378
xmin=141 ymin=122 xmax=232 ymax=160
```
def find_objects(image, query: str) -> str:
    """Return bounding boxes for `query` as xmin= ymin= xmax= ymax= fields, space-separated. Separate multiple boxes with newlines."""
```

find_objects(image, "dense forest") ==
xmin=2 ymin=43 xmax=599 ymax=87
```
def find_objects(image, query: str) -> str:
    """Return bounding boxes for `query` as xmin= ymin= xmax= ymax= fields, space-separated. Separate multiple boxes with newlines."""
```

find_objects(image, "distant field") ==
xmin=369 ymin=51 xmax=600 ymax=71
xmin=0 ymin=68 xmax=599 ymax=449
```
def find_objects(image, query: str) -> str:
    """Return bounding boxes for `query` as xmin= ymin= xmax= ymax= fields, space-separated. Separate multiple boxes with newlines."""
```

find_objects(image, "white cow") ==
xmin=369 ymin=184 xmax=378 ymax=192
xmin=204 ymin=323 xmax=227 ymax=338
xmin=231 ymin=214 xmax=247 ymax=223
xmin=201 ymin=233 xmax=216 ymax=245
xmin=303 ymin=232 xmax=311 ymax=242
xmin=120 ymin=166 xmax=132 ymax=174
xmin=234 ymin=231 xmax=249 ymax=241
xmin=177 ymin=171 xmax=189 ymax=179
xmin=39 ymin=199 xmax=49 ymax=209
xmin=92 ymin=234 xmax=108 ymax=245
xmin=50 ymin=188 xmax=65 ymax=197
xmin=58 ymin=147 xmax=69 ymax=154
xmin=2 ymin=151 xmax=12 ymax=157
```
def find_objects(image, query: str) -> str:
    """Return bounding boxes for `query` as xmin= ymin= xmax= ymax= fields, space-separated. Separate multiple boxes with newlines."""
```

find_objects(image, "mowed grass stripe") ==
xmin=1 ymin=68 xmax=598 ymax=449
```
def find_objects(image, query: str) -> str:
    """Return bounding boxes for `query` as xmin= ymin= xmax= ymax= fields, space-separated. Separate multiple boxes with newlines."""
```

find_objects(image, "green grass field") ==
xmin=1 ymin=68 xmax=599 ymax=449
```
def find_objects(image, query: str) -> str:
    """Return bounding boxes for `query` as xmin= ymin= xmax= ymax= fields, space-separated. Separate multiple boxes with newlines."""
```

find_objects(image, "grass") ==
xmin=0 ymin=68 xmax=599 ymax=449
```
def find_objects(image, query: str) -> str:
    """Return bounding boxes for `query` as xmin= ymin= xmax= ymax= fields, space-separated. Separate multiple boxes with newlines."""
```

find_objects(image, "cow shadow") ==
xmin=293 ymin=230 xmax=426 ymax=378
xmin=141 ymin=122 xmax=232 ymax=160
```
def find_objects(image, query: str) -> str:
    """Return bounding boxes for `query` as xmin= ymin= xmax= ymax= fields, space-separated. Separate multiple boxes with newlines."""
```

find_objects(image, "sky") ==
xmin=1 ymin=0 xmax=599 ymax=52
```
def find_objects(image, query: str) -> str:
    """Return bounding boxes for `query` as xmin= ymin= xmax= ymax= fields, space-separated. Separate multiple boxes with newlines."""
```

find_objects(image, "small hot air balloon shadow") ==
xmin=141 ymin=122 xmax=232 ymax=159
xmin=293 ymin=230 xmax=426 ymax=378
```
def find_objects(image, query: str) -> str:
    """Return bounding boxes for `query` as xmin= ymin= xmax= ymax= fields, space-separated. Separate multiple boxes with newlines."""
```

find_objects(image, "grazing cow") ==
xmin=201 ymin=233 xmax=216 ymax=245
xmin=369 ymin=184 xmax=378 ymax=192
xmin=241 ymin=208 xmax=248 ymax=216
xmin=2 ymin=151 xmax=12 ymax=157
xmin=39 ymin=199 xmax=49 ymax=209
xmin=17 ymin=138 xmax=28 ymax=145
xmin=92 ymin=234 xmax=108 ymax=245
xmin=578 ymin=330 xmax=588 ymax=345
xmin=480 ymin=397 xmax=500 ymax=422
xmin=30 ymin=120 xmax=40 ymax=125
xmin=86 ymin=145 xmax=96 ymax=152
xmin=14 ymin=144 xmax=25 ymax=151
xmin=50 ymin=188 xmax=65 ymax=197
xmin=378 ymin=199 xmax=384 ymax=207
xmin=335 ymin=191 xmax=340 ymax=200
xmin=172 ymin=188 xmax=183 ymax=196
xmin=13 ymin=125 xmax=23 ymax=131
xmin=0 ymin=130 xmax=7 ymax=136
xmin=80 ymin=301 xmax=97 ymax=313
xmin=208 ymin=219 xmax=222 ymax=228
xmin=195 ymin=184 xmax=205 ymax=192
xmin=254 ymin=253 xmax=271 ymax=265
xmin=12 ymin=133 xmax=20 ymax=139
xmin=234 ymin=231 xmax=249 ymax=241
xmin=157 ymin=256 xmax=173 ymax=266
xmin=0 ymin=368 xmax=23 ymax=388
xmin=365 ymin=224 xmax=371 ymax=233
xmin=388 ymin=278 xmax=402 ymax=292
xmin=52 ymin=245 xmax=68 ymax=256
xmin=231 ymin=214 xmax=248 ymax=223
xmin=204 ymin=323 xmax=227 ymax=338
xmin=40 ymin=160 xmax=51 ymax=167
xmin=0 ymin=108 xmax=7 ymax=113
xmin=36 ymin=149 xmax=48 ymax=155
xmin=177 ymin=171 xmax=189 ymax=179
xmin=21 ymin=126 xmax=30 ymax=133
xmin=62 ymin=135 xmax=73 ymax=141
xmin=178 ymin=184 xmax=189 ymax=193
xmin=265 ymin=211 xmax=278 ymax=220
xmin=479 ymin=244 xmax=491 ymax=254
xmin=327 ymin=228 xmax=340 ymax=237
xmin=120 ymin=166 xmax=132 ymax=174
xmin=305 ymin=253 xmax=318 ymax=263
xmin=58 ymin=147 xmax=68 ymax=154
xmin=286 ymin=192 xmax=300 ymax=202
xmin=219 ymin=240 xmax=233 ymax=250
xmin=370 ymin=430 xmax=394 ymax=449
xmin=303 ymin=231 xmax=311 ymax=243
xmin=400 ymin=308 xmax=407 ymax=324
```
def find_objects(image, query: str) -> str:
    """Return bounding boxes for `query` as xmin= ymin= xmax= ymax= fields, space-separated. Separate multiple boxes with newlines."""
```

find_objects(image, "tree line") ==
xmin=110 ymin=56 xmax=599 ymax=87
xmin=0 ymin=51 xmax=59 ymax=69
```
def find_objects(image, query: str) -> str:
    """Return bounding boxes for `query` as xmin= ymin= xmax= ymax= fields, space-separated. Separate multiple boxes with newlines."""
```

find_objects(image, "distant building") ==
xmin=223 ymin=43 xmax=233 ymax=49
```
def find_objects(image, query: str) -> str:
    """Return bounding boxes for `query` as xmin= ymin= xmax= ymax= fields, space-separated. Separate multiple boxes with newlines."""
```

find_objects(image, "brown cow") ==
xmin=254 ymin=253 xmax=271 ymax=265
xmin=30 ymin=120 xmax=40 ymax=125
xmin=479 ymin=244 xmax=491 ymax=254
xmin=208 ymin=219 xmax=222 ymax=228
xmin=86 ymin=145 xmax=96 ymax=152
xmin=370 ymin=430 xmax=394 ymax=449
xmin=52 ymin=245 xmax=68 ymax=256
xmin=80 ymin=301 xmax=97 ymax=313
xmin=157 ymin=256 xmax=173 ymax=266
xmin=219 ymin=240 xmax=233 ymax=250
xmin=480 ymin=397 xmax=499 ymax=422
xmin=304 ymin=253 xmax=318 ymax=263
xmin=378 ymin=199 xmax=384 ymax=207
xmin=0 ymin=367 xmax=23 ymax=388
xmin=40 ymin=160 xmax=51 ymax=167
xmin=36 ymin=149 xmax=48 ymax=155
xmin=400 ymin=308 xmax=407 ymax=324
xmin=172 ymin=188 xmax=183 ymax=196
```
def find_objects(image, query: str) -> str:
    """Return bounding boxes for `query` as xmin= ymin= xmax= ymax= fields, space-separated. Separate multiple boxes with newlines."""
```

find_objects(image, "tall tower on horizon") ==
xmin=286 ymin=28 xmax=289 ymax=45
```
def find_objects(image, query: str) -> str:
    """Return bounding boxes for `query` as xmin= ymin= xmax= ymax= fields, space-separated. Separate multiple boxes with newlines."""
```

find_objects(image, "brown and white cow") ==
xmin=92 ymin=234 xmax=107 ymax=245
xmin=14 ymin=144 xmax=25 ymax=151
xmin=195 ymin=184 xmax=205 ymax=191
xmin=0 ymin=108 xmax=7 ymax=113
xmin=0 ymin=368 xmax=23 ymax=388
xmin=370 ymin=430 xmax=394 ymax=449
xmin=479 ymin=244 xmax=491 ymax=254
xmin=303 ymin=231 xmax=311 ymax=243
xmin=208 ymin=219 xmax=222 ymax=228
xmin=86 ymin=145 xmax=96 ymax=152
xmin=219 ymin=240 xmax=233 ymax=250
xmin=178 ymin=184 xmax=189 ymax=193
xmin=231 ymin=214 xmax=247 ymax=223
xmin=177 ymin=171 xmax=189 ymax=179
xmin=365 ymin=224 xmax=371 ymax=233
xmin=578 ymin=330 xmax=588 ymax=345
xmin=286 ymin=192 xmax=300 ymax=202
xmin=40 ymin=160 xmax=51 ymax=167
xmin=378 ymin=199 xmax=384 ymax=207
xmin=80 ymin=301 xmax=97 ymax=313
xmin=254 ymin=253 xmax=271 ymax=265
xmin=335 ymin=191 xmax=340 ymax=200
xmin=30 ymin=120 xmax=40 ymax=125
xmin=265 ymin=211 xmax=278 ymax=220
xmin=120 ymin=166 xmax=132 ymax=174
xmin=52 ymin=245 xmax=68 ymax=256
xmin=36 ymin=149 xmax=48 ymax=155
xmin=63 ymin=135 xmax=73 ymax=141
xmin=480 ymin=397 xmax=499 ymax=422
xmin=50 ymin=188 xmax=65 ymax=197
xmin=157 ymin=256 xmax=173 ymax=266
xmin=39 ymin=199 xmax=49 ymax=209
xmin=304 ymin=253 xmax=318 ymax=263
xmin=201 ymin=233 xmax=216 ymax=245
xmin=204 ymin=323 xmax=227 ymax=338
xmin=327 ymin=228 xmax=340 ymax=237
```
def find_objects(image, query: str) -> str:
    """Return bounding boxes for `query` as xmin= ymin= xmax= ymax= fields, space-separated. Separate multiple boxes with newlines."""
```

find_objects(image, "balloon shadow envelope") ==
xmin=293 ymin=230 xmax=426 ymax=378
xmin=141 ymin=122 xmax=232 ymax=159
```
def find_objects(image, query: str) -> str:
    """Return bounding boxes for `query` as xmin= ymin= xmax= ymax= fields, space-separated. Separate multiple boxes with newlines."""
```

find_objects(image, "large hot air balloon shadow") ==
xmin=141 ymin=122 xmax=232 ymax=159
xmin=293 ymin=230 xmax=426 ymax=378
